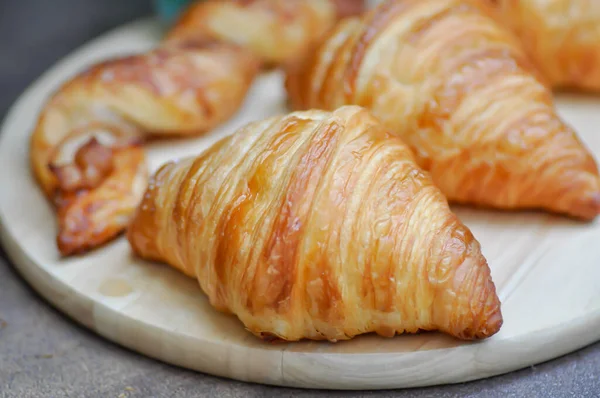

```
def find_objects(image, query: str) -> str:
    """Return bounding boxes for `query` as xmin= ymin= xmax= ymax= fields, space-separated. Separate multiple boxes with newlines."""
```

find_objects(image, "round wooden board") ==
xmin=2 ymin=18 xmax=600 ymax=391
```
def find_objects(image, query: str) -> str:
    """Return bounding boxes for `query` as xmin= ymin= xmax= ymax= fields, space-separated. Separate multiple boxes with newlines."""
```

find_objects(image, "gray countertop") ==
xmin=1 ymin=1 xmax=599 ymax=397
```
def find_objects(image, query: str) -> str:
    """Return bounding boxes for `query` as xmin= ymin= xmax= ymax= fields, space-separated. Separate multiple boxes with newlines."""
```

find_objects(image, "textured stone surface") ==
xmin=1 ymin=1 xmax=599 ymax=397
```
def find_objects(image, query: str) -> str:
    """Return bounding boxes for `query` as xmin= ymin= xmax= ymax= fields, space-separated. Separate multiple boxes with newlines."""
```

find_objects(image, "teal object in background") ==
xmin=153 ymin=0 xmax=196 ymax=23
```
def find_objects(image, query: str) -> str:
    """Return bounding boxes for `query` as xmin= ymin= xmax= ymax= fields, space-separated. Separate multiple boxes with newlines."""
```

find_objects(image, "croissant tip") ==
xmin=565 ymin=190 xmax=600 ymax=221
xmin=57 ymin=226 xmax=124 ymax=257
xmin=453 ymin=304 xmax=503 ymax=341
xmin=445 ymin=251 xmax=504 ymax=340
xmin=56 ymin=210 xmax=124 ymax=257
xmin=477 ymin=305 xmax=504 ymax=339
xmin=56 ymin=231 xmax=89 ymax=257
xmin=476 ymin=275 xmax=504 ymax=339
xmin=588 ymin=191 xmax=600 ymax=217
xmin=56 ymin=223 xmax=105 ymax=256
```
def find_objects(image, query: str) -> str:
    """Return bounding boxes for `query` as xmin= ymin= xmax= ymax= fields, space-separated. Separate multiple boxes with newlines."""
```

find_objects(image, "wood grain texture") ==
xmin=1 ymin=18 xmax=600 ymax=390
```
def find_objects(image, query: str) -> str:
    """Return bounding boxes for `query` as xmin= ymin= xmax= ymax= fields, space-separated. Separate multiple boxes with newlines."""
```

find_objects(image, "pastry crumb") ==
xmin=35 ymin=354 xmax=54 ymax=359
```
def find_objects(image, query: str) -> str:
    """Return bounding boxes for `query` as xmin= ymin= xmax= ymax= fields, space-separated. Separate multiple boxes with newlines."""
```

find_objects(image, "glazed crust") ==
xmin=166 ymin=0 xmax=338 ymax=67
xmin=30 ymin=0 xmax=340 ymax=255
xmin=127 ymin=106 xmax=503 ymax=342
xmin=30 ymin=43 xmax=259 ymax=255
xmin=286 ymin=0 xmax=600 ymax=220
xmin=489 ymin=0 xmax=600 ymax=91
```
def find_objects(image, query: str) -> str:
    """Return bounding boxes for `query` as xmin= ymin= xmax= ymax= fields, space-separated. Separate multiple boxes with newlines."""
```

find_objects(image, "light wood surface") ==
xmin=1 ymin=19 xmax=600 ymax=390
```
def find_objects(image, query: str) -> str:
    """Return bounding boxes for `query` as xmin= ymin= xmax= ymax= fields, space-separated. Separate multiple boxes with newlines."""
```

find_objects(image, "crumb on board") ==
xmin=35 ymin=354 xmax=54 ymax=359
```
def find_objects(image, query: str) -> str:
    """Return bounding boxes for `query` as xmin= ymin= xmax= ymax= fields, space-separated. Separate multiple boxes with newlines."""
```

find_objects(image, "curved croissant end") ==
xmin=489 ymin=0 xmax=600 ymax=92
xmin=128 ymin=106 xmax=502 ymax=341
xmin=285 ymin=0 xmax=600 ymax=220
xmin=31 ymin=43 xmax=259 ymax=255
xmin=53 ymin=148 xmax=148 ymax=255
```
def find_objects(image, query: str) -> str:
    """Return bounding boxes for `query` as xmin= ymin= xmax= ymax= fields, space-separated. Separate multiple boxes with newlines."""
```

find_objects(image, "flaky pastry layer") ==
xmin=286 ymin=0 xmax=600 ymax=220
xmin=128 ymin=106 xmax=503 ymax=342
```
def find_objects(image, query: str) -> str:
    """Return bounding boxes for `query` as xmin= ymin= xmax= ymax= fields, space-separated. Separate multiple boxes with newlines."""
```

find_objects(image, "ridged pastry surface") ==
xmin=490 ymin=0 xmax=600 ymax=91
xmin=128 ymin=106 xmax=502 ymax=342
xmin=30 ymin=0 xmax=340 ymax=255
xmin=286 ymin=0 xmax=600 ymax=220
xmin=166 ymin=0 xmax=337 ymax=67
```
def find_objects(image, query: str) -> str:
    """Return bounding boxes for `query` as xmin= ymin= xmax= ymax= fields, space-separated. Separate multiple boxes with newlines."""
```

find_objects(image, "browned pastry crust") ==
xmin=332 ymin=0 xmax=367 ymax=19
xmin=30 ymin=43 xmax=259 ymax=255
xmin=286 ymin=0 xmax=600 ymax=220
xmin=165 ymin=0 xmax=338 ymax=67
xmin=489 ymin=0 xmax=600 ymax=92
xmin=30 ymin=0 xmax=340 ymax=255
xmin=127 ymin=106 xmax=503 ymax=342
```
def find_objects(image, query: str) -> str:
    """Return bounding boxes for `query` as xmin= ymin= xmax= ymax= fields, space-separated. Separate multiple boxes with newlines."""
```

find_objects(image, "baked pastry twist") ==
xmin=30 ymin=0 xmax=339 ymax=255
xmin=127 ymin=106 xmax=503 ymax=341
xmin=489 ymin=0 xmax=600 ymax=91
xmin=166 ymin=0 xmax=344 ymax=67
xmin=286 ymin=0 xmax=600 ymax=220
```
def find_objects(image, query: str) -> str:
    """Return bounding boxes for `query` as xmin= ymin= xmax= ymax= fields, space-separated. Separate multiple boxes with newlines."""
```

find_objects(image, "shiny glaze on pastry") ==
xmin=490 ymin=0 xmax=600 ymax=91
xmin=30 ymin=0 xmax=339 ymax=255
xmin=286 ymin=0 xmax=600 ymax=220
xmin=166 ymin=0 xmax=338 ymax=67
xmin=128 ymin=106 xmax=503 ymax=342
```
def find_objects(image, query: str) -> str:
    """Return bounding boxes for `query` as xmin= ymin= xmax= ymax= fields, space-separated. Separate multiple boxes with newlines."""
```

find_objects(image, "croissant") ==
xmin=30 ymin=0 xmax=339 ymax=255
xmin=488 ymin=0 xmax=600 ymax=91
xmin=286 ymin=0 xmax=600 ymax=220
xmin=166 ymin=0 xmax=346 ymax=67
xmin=127 ymin=106 xmax=503 ymax=341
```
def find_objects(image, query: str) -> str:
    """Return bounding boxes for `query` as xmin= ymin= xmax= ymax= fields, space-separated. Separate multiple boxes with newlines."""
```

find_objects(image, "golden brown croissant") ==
xmin=127 ymin=106 xmax=503 ymax=341
xmin=30 ymin=0 xmax=340 ymax=255
xmin=286 ymin=0 xmax=600 ymax=220
xmin=489 ymin=0 xmax=600 ymax=91
xmin=166 ymin=0 xmax=340 ymax=67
